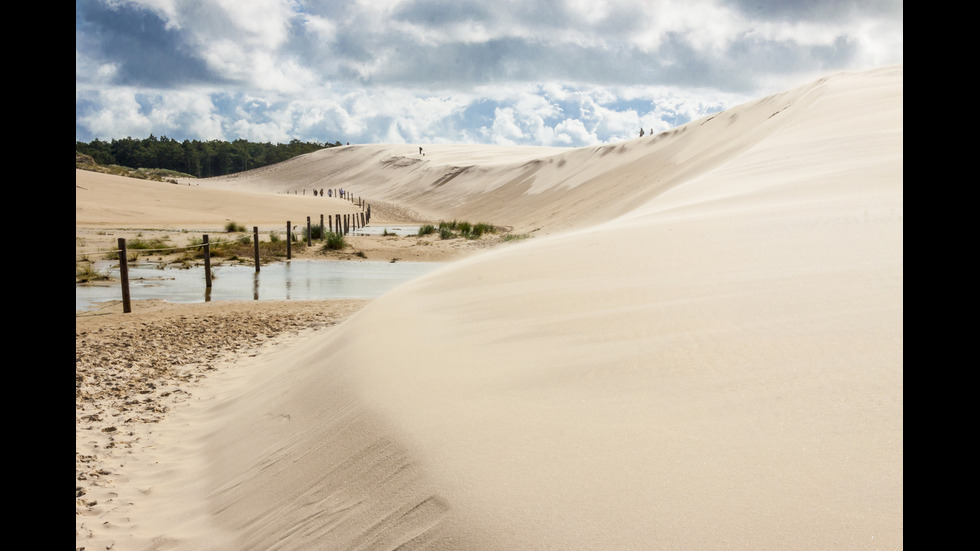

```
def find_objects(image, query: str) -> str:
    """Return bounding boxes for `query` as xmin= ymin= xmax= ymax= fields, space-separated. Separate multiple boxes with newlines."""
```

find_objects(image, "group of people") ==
xmin=310 ymin=188 xmax=345 ymax=198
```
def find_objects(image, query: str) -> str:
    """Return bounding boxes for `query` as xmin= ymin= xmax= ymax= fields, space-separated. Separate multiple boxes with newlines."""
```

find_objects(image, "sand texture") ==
xmin=76 ymin=66 xmax=903 ymax=550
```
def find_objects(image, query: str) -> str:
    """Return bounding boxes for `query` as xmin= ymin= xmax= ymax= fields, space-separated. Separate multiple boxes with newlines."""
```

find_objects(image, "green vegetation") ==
xmin=224 ymin=221 xmax=247 ymax=233
xmin=323 ymin=231 xmax=347 ymax=250
xmin=127 ymin=237 xmax=170 ymax=251
xmin=501 ymin=233 xmax=532 ymax=242
xmin=76 ymin=261 xmax=110 ymax=283
xmin=103 ymin=249 xmax=140 ymax=262
xmin=187 ymin=235 xmax=302 ymax=264
xmin=425 ymin=220 xmax=499 ymax=240
xmin=76 ymin=135 xmax=341 ymax=179
xmin=304 ymin=223 xmax=326 ymax=241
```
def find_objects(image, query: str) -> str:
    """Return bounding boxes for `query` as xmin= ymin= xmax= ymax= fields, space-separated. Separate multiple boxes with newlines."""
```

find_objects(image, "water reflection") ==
xmin=76 ymin=259 xmax=444 ymax=311
xmin=350 ymin=225 xmax=421 ymax=236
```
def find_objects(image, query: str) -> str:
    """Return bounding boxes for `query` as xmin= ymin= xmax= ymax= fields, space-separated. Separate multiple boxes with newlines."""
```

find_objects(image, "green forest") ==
xmin=75 ymin=135 xmax=342 ymax=179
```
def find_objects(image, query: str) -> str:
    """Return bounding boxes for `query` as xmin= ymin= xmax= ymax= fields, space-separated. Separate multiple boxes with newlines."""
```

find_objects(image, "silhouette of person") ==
xmin=419 ymin=146 xmax=423 ymax=155
xmin=639 ymin=128 xmax=645 ymax=137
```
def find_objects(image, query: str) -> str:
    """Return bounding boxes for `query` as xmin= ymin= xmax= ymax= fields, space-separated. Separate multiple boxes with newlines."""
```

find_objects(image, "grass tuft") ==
xmin=76 ymin=262 xmax=110 ymax=282
xmin=430 ymin=220 xmax=499 ymax=239
xmin=323 ymin=231 xmax=346 ymax=250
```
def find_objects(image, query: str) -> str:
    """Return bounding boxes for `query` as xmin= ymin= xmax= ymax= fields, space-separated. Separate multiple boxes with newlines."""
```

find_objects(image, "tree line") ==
xmin=75 ymin=135 xmax=342 ymax=178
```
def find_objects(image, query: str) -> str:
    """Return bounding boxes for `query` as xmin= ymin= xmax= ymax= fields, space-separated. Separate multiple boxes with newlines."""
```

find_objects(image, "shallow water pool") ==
xmin=76 ymin=259 xmax=444 ymax=311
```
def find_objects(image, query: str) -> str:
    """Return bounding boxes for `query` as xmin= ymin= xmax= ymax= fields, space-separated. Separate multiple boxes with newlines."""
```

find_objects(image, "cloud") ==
xmin=75 ymin=0 xmax=903 ymax=147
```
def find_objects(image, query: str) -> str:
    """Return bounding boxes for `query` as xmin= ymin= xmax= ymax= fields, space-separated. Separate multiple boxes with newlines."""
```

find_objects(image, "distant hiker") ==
xmin=328 ymin=189 xmax=332 ymax=197
xmin=419 ymin=146 xmax=423 ymax=155
xmin=639 ymin=128 xmax=645 ymax=137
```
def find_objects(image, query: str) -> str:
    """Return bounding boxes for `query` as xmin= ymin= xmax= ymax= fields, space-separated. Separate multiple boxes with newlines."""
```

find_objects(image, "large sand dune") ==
xmin=78 ymin=65 xmax=902 ymax=549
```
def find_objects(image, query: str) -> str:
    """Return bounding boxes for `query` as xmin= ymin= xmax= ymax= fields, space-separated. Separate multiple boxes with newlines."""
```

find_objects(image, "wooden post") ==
xmin=307 ymin=217 xmax=312 ymax=246
xmin=253 ymin=226 xmax=260 ymax=272
xmin=329 ymin=215 xmax=333 ymax=233
xmin=320 ymin=214 xmax=324 ymax=237
xmin=286 ymin=221 xmax=291 ymax=259
xmin=118 ymin=238 xmax=131 ymax=313
xmin=335 ymin=214 xmax=341 ymax=236
xmin=203 ymin=234 xmax=212 ymax=288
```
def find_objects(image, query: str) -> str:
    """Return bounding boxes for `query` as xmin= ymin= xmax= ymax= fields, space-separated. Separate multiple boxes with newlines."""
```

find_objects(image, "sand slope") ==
xmin=108 ymin=66 xmax=903 ymax=549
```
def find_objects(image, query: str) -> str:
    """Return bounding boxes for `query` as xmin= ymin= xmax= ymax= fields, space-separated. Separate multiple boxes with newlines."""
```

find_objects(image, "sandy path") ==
xmin=76 ymin=299 xmax=369 ymax=546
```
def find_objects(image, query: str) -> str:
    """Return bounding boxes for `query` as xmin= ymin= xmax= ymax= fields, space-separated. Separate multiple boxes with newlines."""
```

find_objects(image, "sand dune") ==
xmin=78 ymin=66 xmax=902 ymax=549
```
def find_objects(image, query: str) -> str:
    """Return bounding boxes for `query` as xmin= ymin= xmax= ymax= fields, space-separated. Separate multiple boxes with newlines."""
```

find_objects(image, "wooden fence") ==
xmin=102 ymin=195 xmax=372 ymax=313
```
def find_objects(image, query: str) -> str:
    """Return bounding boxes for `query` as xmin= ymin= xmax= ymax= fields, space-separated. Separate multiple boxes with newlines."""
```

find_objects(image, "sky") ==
xmin=75 ymin=0 xmax=903 ymax=148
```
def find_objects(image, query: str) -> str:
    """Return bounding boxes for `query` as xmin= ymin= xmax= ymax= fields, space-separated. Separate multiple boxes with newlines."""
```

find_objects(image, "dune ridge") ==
xmin=193 ymin=68 xmax=883 ymax=238
xmin=82 ymin=66 xmax=902 ymax=550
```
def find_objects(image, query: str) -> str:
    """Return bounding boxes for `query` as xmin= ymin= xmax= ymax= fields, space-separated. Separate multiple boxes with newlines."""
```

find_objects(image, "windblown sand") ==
xmin=76 ymin=66 xmax=903 ymax=550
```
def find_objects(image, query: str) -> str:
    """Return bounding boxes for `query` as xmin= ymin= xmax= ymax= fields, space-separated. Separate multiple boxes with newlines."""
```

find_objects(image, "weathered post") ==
xmin=307 ymin=217 xmax=312 ymax=246
xmin=320 ymin=214 xmax=325 ymax=237
xmin=203 ymin=234 xmax=212 ymax=287
xmin=329 ymin=215 xmax=333 ymax=233
xmin=335 ymin=214 xmax=341 ymax=236
xmin=286 ymin=221 xmax=291 ymax=259
xmin=118 ymin=238 xmax=131 ymax=313
xmin=253 ymin=226 xmax=260 ymax=273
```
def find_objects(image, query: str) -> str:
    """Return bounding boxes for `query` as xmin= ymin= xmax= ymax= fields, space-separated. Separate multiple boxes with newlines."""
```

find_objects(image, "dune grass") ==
xmin=76 ymin=261 xmax=110 ymax=283
xmin=421 ymin=220 xmax=499 ymax=239
xmin=179 ymin=235 xmax=304 ymax=263
xmin=323 ymin=231 xmax=347 ymax=250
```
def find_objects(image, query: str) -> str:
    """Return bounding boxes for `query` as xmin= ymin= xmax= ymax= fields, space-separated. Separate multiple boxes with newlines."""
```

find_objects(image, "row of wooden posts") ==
xmin=286 ymin=189 xmax=363 ymax=201
xmin=115 ymin=202 xmax=372 ymax=313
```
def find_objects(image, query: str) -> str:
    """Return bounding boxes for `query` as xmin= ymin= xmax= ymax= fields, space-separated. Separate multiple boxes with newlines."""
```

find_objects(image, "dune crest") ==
xmin=124 ymin=66 xmax=903 ymax=549
xmin=198 ymin=66 xmax=899 ymax=239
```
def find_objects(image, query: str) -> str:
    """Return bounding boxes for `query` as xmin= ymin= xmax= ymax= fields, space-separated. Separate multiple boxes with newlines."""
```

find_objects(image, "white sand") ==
xmin=77 ymin=65 xmax=903 ymax=550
